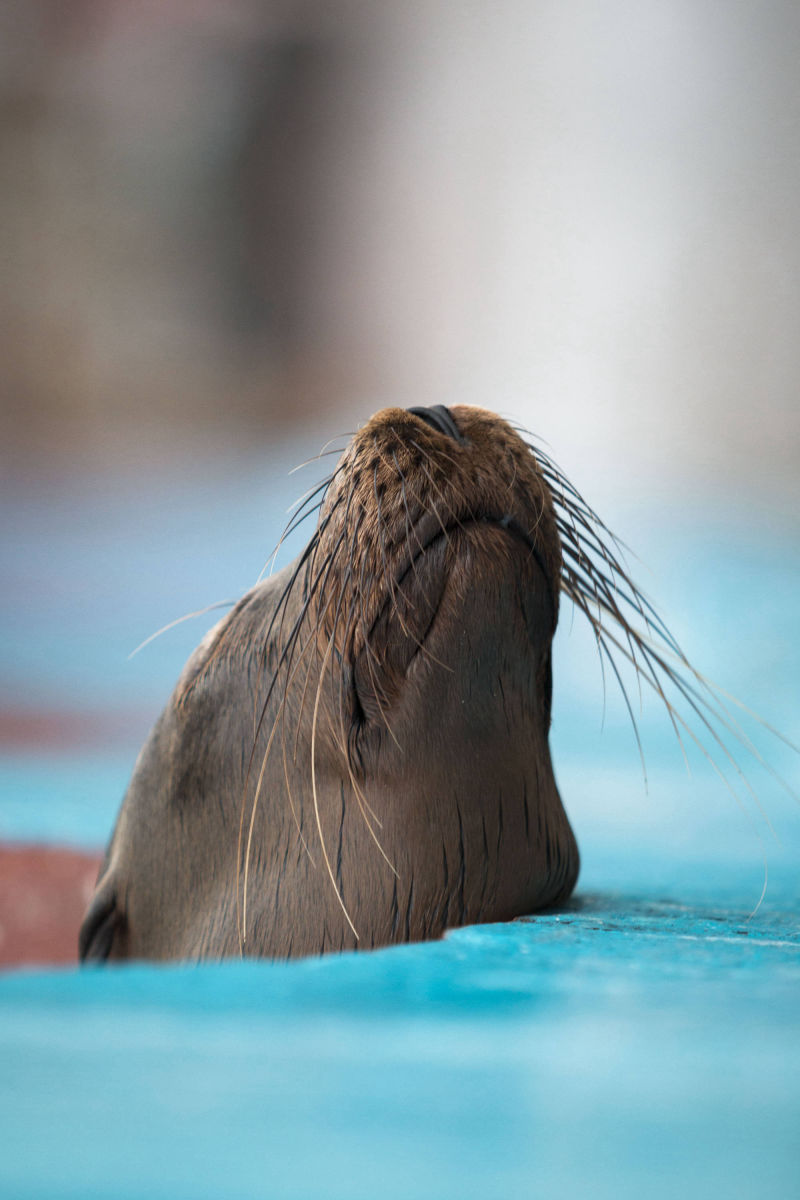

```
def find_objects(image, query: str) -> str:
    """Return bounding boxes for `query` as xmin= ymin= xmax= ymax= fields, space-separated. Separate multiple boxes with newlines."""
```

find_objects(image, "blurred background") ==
xmin=2 ymin=0 xmax=800 ymax=482
xmin=2 ymin=7 xmax=799 ymax=1198
xmin=1 ymin=0 xmax=798 ymax=876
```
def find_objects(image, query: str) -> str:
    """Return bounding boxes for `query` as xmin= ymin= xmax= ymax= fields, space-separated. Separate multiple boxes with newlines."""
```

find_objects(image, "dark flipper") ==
xmin=78 ymin=877 xmax=122 ymax=963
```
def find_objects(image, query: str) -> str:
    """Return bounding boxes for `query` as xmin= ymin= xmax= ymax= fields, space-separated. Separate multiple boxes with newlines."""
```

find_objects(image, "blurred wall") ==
xmin=1 ymin=1 xmax=798 ymax=507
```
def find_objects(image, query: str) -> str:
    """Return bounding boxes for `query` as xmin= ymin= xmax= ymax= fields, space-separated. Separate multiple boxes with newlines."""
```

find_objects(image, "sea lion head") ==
xmin=88 ymin=399 xmax=773 ymax=963
xmin=80 ymin=403 xmax=582 ymax=961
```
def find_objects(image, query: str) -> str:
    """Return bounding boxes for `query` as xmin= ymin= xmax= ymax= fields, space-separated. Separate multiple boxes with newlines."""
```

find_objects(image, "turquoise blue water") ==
xmin=1 ymin=461 xmax=798 ymax=1197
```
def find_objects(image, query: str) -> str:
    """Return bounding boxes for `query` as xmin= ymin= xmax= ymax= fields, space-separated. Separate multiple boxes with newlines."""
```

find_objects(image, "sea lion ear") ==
xmin=78 ymin=875 xmax=123 ymax=963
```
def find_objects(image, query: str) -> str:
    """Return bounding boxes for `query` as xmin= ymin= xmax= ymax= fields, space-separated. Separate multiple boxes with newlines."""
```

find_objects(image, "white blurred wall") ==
xmin=320 ymin=3 xmax=800 ymax=508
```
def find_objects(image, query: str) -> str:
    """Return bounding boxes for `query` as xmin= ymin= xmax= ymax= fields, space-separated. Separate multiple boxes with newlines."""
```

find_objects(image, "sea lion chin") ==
xmin=80 ymin=404 xmax=581 ymax=962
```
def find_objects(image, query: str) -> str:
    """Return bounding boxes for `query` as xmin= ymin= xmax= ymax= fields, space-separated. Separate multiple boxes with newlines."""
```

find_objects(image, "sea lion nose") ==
xmin=408 ymin=405 xmax=467 ymax=445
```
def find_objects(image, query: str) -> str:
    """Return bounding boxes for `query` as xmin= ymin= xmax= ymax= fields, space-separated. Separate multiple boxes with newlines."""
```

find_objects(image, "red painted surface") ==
xmin=0 ymin=707 xmax=148 ymax=751
xmin=0 ymin=844 xmax=103 ymax=968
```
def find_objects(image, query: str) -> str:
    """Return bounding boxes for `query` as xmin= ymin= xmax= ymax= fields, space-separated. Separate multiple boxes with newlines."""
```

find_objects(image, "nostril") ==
xmin=408 ymin=405 xmax=467 ymax=445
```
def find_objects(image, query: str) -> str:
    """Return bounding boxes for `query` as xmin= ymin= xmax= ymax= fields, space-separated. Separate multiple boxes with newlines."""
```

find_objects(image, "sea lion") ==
xmin=78 ymin=403 xmax=759 ymax=963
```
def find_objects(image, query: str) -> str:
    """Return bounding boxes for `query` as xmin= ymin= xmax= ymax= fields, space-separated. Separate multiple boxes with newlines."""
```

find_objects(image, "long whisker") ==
xmin=128 ymin=599 xmax=237 ymax=659
xmin=311 ymin=631 xmax=360 ymax=940
xmin=515 ymin=421 xmax=797 ymax=840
